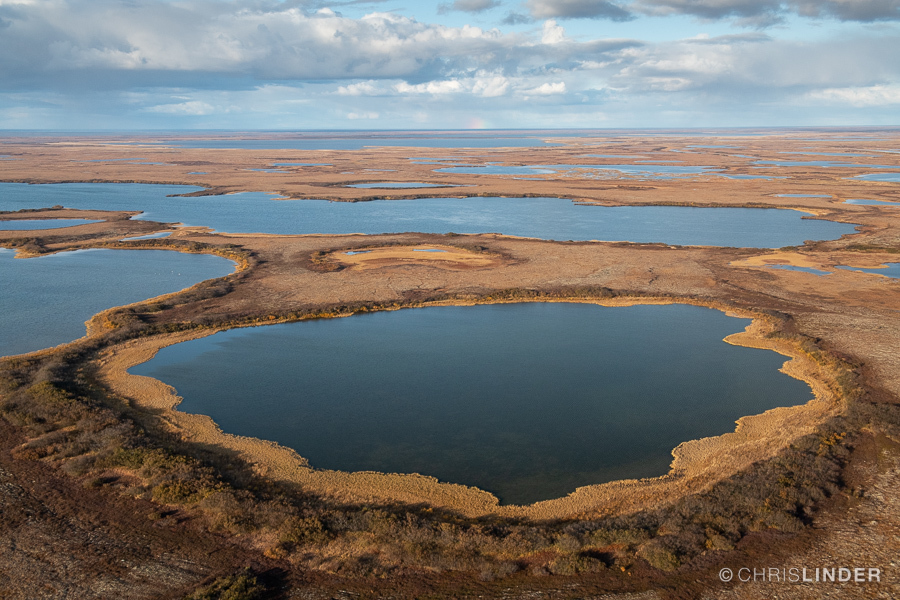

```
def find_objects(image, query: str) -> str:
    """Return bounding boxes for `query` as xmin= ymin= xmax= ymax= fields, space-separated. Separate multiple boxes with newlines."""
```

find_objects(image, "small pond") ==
xmin=837 ymin=263 xmax=900 ymax=279
xmin=131 ymin=303 xmax=814 ymax=505
xmin=843 ymin=199 xmax=899 ymax=206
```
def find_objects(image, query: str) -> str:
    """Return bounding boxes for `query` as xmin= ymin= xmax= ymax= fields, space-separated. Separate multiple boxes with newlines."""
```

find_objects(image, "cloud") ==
xmin=791 ymin=0 xmax=900 ymax=21
xmin=395 ymin=80 xmax=465 ymax=94
xmin=541 ymin=19 xmax=567 ymax=43
xmin=0 ymin=1 xmax=520 ymax=88
xmin=0 ymin=0 xmax=898 ymax=129
xmin=607 ymin=32 xmax=900 ymax=97
xmin=633 ymin=0 xmax=900 ymax=23
xmin=523 ymin=81 xmax=567 ymax=94
xmin=347 ymin=111 xmax=379 ymax=119
xmin=502 ymin=11 xmax=533 ymax=23
xmin=472 ymin=75 xmax=510 ymax=96
xmin=525 ymin=0 xmax=634 ymax=20
xmin=807 ymin=84 xmax=900 ymax=106
xmin=143 ymin=100 xmax=217 ymax=115
xmin=438 ymin=0 xmax=501 ymax=14
xmin=336 ymin=81 xmax=381 ymax=95
xmin=523 ymin=0 xmax=900 ymax=23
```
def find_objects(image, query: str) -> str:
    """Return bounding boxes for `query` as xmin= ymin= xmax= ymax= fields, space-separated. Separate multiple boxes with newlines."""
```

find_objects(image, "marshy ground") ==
xmin=1 ymin=130 xmax=898 ymax=598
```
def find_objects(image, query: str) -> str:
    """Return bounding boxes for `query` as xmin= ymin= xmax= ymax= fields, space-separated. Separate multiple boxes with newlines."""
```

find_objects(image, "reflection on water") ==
xmin=132 ymin=303 xmax=814 ymax=505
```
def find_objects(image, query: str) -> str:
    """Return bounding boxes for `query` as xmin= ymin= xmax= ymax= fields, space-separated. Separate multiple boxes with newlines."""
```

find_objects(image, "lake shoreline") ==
xmin=97 ymin=295 xmax=841 ymax=520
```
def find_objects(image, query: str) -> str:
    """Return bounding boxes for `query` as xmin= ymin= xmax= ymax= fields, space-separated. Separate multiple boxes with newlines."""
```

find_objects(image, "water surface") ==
xmin=837 ymin=263 xmax=900 ymax=278
xmin=132 ymin=303 xmax=813 ymax=505
xmin=435 ymin=163 xmax=720 ymax=178
xmin=0 ymin=248 xmax=235 ymax=356
xmin=768 ymin=265 xmax=830 ymax=275
xmin=0 ymin=183 xmax=856 ymax=247
xmin=0 ymin=219 xmax=102 ymax=230
xmin=347 ymin=182 xmax=460 ymax=189
xmin=145 ymin=137 xmax=561 ymax=150
xmin=852 ymin=173 xmax=900 ymax=182
xmin=843 ymin=199 xmax=899 ymax=206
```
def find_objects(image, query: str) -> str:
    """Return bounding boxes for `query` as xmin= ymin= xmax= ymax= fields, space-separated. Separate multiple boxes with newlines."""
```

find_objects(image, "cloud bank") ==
xmin=0 ymin=0 xmax=897 ymax=128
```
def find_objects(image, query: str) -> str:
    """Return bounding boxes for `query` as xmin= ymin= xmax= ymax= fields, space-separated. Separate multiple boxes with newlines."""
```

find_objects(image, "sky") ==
xmin=0 ymin=0 xmax=898 ymax=130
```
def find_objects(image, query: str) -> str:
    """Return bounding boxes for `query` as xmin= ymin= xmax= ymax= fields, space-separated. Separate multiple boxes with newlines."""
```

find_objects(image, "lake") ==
xmin=0 ymin=183 xmax=857 ymax=247
xmin=136 ymin=136 xmax=562 ymax=150
xmin=0 ymin=248 xmax=235 ymax=356
xmin=131 ymin=303 xmax=814 ymax=505
xmin=0 ymin=218 xmax=102 ymax=230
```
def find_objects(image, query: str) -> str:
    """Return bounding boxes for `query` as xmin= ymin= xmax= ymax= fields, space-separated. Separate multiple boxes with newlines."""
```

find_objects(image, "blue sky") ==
xmin=0 ymin=0 xmax=898 ymax=130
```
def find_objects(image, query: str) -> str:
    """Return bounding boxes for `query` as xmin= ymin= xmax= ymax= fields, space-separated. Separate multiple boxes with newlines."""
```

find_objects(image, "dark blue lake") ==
xmin=0 ymin=248 xmax=235 ymax=356
xmin=131 ymin=303 xmax=814 ymax=505
xmin=0 ymin=183 xmax=857 ymax=247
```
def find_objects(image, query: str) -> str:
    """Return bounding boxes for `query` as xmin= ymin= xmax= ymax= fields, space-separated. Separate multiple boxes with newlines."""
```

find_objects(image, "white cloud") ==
xmin=0 ymin=0 xmax=898 ymax=129
xmin=523 ymin=81 xmax=567 ymax=95
xmin=347 ymin=111 xmax=380 ymax=119
xmin=541 ymin=19 xmax=567 ymax=44
xmin=473 ymin=76 xmax=510 ymax=97
xmin=395 ymin=80 xmax=465 ymax=94
xmin=807 ymin=84 xmax=900 ymax=106
xmin=336 ymin=82 xmax=382 ymax=96
xmin=143 ymin=101 xmax=217 ymax=115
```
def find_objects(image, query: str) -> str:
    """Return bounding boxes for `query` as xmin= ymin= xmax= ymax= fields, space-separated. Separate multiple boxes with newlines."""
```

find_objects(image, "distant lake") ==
xmin=0 ymin=218 xmax=101 ymax=230
xmin=435 ymin=163 xmax=720 ymax=178
xmin=837 ymin=263 xmax=900 ymax=279
xmin=139 ymin=137 xmax=562 ymax=150
xmin=756 ymin=160 xmax=900 ymax=169
xmin=844 ymin=199 xmax=899 ymax=206
xmin=0 ymin=183 xmax=857 ymax=247
xmin=852 ymin=173 xmax=900 ymax=182
xmin=0 ymin=248 xmax=235 ymax=356
xmin=132 ymin=303 xmax=814 ymax=505
xmin=347 ymin=182 xmax=461 ymax=189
